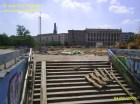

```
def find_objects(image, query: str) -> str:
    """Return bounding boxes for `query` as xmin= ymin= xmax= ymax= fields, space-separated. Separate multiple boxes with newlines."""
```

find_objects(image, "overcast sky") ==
xmin=0 ymin=0 xmax=140 ymax=36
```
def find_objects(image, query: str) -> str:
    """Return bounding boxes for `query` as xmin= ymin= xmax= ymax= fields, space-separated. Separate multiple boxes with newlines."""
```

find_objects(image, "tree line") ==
xmin=0 ymin=25 xmax=35 ymax=48
xmin=0 ymin=25 xmax=66 ymax=48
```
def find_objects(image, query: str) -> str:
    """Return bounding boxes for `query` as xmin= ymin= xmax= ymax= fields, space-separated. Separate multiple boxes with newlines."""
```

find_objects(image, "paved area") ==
xmin=0 ymin=49 xmax=14 ymax=55
xmin=33 ymin=54 xmax=108 ymax=61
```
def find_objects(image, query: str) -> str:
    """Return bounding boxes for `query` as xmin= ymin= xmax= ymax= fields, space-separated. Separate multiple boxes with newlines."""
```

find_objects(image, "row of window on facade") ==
xmin=87 ymin=37 xmax=120 ymax=42
xmin=87 ymin=33 xmax=120 ymax=38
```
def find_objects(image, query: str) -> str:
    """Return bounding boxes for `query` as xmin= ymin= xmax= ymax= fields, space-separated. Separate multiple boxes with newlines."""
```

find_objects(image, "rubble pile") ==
xmin=61 ymin=50 xmax=83 ymax=55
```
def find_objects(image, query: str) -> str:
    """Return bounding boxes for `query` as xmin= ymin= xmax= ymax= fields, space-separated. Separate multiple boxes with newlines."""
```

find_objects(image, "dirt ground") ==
xmin=33 ymin=54 xmax=108 ymax=61
xmin=33 ymin=48 xmax=109 ymax=61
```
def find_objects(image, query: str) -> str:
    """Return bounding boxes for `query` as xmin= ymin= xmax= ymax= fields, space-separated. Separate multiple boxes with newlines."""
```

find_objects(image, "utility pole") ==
xmin=39 ymin=12 xmax=41 ymax=53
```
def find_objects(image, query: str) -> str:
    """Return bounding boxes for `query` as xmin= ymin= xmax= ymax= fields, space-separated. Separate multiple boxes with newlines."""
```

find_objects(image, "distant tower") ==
xmin=53 ymin=23 xmax=57 ymax=34
xmin=38 ymin=12 xmax=42 ymax=52
xmin=39 ymin=12 xmax=41 ymax=39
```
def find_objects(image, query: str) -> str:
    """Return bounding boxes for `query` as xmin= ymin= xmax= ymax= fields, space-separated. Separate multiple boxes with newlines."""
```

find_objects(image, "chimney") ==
xmin=53 ymin=23 xmax=57 ymax=34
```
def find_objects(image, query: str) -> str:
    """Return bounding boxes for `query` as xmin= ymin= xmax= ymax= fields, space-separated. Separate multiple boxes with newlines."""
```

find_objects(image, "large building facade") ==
xmin=34 ymin=23 xmax=123 ymax=47
xmin=67 ymin=28 xmax=122 ymax=47
xmin=121 ymin=32 xmax=134 ymax=42
xmin=67 ymin=30 xmax=85 ymax=46
xmin=85 ymin=29 xmax=121 ymax=47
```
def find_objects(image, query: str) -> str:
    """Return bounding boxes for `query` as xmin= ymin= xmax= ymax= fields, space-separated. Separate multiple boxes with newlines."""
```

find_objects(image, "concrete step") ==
xmin=46 ymin=62 xmax=109 ymax=66
xmin=33 ymin=98 xmax=41 ymax=104
xmin=46 ymin=76 xmax=121 ymax=83
xmin=47 ymin=84 xmax=130 ymax=92
xmin=47 ymin=93 xmax=127 ymax=102
xmin=46 ymin=61 xmax=109 ymax=63
xmin=46 ymin=65 xmax=111 ymax=69
xmin=46 ymin=74 xmax=123 ymax=79
xmin=47 ymin=88 xmax=132 ymax=97
xmin=48 ymin=98 xmax=134 ymax=104
xmin=34 ymin=88 xmax=41 ymax=93
xmin=33 ymin=93 xmax=40 ymax=99
xmin=46 ymin=71 xmax=120 ymax=76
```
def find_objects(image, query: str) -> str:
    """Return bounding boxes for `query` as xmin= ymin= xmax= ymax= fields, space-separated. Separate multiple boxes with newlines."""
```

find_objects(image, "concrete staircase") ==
xmin=32 ymin=61 xmax=137 ymax=104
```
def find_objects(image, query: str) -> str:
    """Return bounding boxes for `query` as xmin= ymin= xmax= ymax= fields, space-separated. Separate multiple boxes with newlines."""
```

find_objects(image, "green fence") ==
xmin=108 ymin=49 xmax=140 ymax=96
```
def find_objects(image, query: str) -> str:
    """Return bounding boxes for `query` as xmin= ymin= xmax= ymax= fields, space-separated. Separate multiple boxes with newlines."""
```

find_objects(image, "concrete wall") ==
xmin=0 ymin=59 xmax=27 ymax=104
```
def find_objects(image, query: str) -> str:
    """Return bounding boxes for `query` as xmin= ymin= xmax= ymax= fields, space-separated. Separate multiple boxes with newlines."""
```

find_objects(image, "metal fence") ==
xmin=111 ymin=49 xmax=140 ymax=58
xmin=0 ymin=49 xmax=29 ymax=69
xmin=108 ymin=49 xmax=140 ymax=96
xmin=20 ymin=48 xmax=33 ymax=104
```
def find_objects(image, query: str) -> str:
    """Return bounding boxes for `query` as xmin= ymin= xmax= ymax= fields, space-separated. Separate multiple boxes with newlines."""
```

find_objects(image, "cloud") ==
xmin=96 ymin=0 xmax=108 ymax=3
xmin=122 ymin=19 xmax=133 ymax=25
xmin=54 ymin=0 xmax=92 ymax=11
xmin=19 ymin=12 xmax=51 ymax=20
xmin=134 ymin=19 xmax=140 ymax=22
xmin=109 ymin=0 xmax=134 ymax=14
xmin=109 ymin=5 xmax=133 ymax=14
xmin=0 ymin=21 xmax=2 ymax=24
xmin=110 ymin=0 xmax=119 ymax=5
xmin=122 ymin=19 xmax=140 ymax=25
xmin=11 ymin=21 xmax=16 ymax=24
xmin=97 ymin=24 xmax=113 ymax=28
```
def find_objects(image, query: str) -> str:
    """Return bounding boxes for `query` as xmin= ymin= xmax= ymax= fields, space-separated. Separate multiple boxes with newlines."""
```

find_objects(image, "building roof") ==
xmin=85 ymin=28 xmax=122 ymax=31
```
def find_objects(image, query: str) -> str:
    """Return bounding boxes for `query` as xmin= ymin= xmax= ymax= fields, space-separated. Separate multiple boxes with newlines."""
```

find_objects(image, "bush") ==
xmin=46 ymin=41 xmax=61 ymax=46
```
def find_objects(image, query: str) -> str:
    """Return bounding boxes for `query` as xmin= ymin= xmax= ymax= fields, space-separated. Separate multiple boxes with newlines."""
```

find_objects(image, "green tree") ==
xmin=46 ymin=41 xmax=61 ymax=46
xmin=16 ymin=25 xmax=30 ymax=36
xmin=0 ymin=33 xmax=10 ymax=46
xmin=9 ymin=35 xmax=18 ymax=46
xmin=127 ymin=36 xmax=135 ymax=43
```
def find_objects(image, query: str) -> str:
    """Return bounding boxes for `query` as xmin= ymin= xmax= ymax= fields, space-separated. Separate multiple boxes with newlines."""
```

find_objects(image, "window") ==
xmin=88 ymin=33 xmax=90 ymax=38
xmin=88 ymin=38 xmax=90 ymax=41
xmin=46 ymin=37 xmax=48 ymax=42
xmin=58 ymin=36 xmax=60 ymax=42
xmin=91 ymin=33 xmax=93 ymax=37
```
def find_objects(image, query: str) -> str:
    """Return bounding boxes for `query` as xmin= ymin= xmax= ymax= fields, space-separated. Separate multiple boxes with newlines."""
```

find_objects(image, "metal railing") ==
xmin=20 ymin=48 xmax=33 ymax=104
xmin=0 ymin=49 xmax=29 ymax=69
xmin=111 ymin=49 xmax=140 ymax=58
xmin=108 ymin=49 xmax=140 ymax=96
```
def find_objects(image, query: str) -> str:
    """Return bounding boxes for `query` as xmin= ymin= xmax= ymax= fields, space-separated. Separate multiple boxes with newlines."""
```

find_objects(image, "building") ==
xmin=68 ymin=28 xmax=122 ymax=47
xmin=121 ymin=32 xmax=134 ymax=42
xmin=67 ymin=30 xmax=85 ymax=46
xmin=34 ymin=23 xmax=68 ymax=45
xmin=35 ymin=33 xmax=67 ymax=45
xmin=34 ymin=22 xmax=123 ymax=47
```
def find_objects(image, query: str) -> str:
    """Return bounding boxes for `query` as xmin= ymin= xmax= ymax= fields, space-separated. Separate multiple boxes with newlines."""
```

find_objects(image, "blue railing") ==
xmin=108 ymin=49 xmax=140 ymax=96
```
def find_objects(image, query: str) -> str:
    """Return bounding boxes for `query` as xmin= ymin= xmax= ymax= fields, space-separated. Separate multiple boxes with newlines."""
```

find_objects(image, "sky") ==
xmin=0 ymin=0 xmax=140 ymax=36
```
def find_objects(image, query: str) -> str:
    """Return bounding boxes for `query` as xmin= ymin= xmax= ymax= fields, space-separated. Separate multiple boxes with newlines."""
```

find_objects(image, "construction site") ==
xmin=22 ymin=47 xmax=140 ymax=104
xmin=0 ymin=47 xmax=140 ymax=104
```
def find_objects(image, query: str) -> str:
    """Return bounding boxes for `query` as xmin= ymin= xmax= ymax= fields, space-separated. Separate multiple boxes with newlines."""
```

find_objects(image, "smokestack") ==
xmin=53 ymin=23 xmax=57 ymax=34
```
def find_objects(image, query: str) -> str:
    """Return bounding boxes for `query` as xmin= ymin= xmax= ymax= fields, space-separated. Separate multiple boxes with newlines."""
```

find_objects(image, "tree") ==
xmin=134 ymin=35 xmax=140 ymax=48
xmin=127 ymin=36 xmax=135 ymax=43
xmin=45 ymin=41 xmax=61 ymax=46
xmin=0 ymin=33 xmax=10 ymax=46
xmin=16 ymin=25 xmax=30 ymax=36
